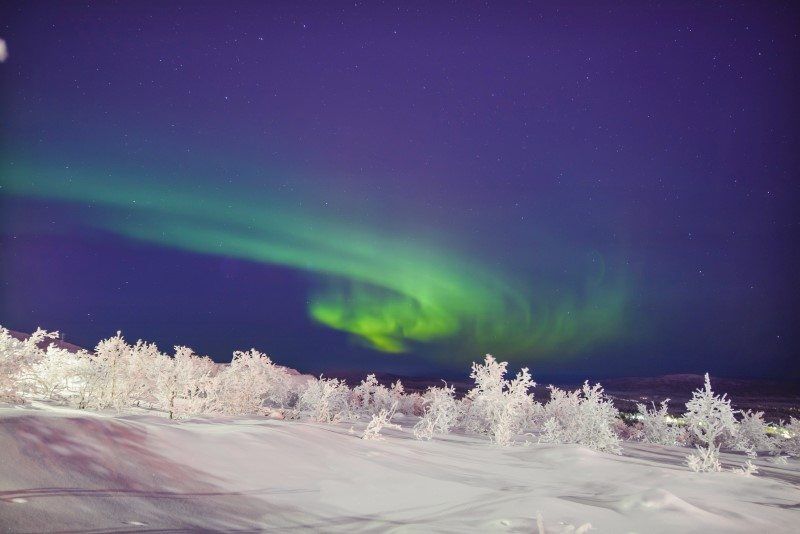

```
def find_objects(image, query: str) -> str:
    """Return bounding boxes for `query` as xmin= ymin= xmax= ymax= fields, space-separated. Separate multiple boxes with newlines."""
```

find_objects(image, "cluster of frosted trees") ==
xmin=0 ymin=327 xmax=293 ymax=419
xmin=1 ymin=326 xmax=797 ymax=472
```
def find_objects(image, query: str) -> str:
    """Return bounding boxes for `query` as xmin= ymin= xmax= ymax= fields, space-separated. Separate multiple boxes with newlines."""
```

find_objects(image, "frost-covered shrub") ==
xmin=29 ymin=345 xmax=90 ymax=402
xmin=154 ymin=346 xmax=217 ymax=419
xmin=776 ymin=418 xmax=800 ymax=457
xmin=126 ymin=340 xmax=165 ymax=408
xmin=210 ymin=349 xmax=291 ymax=415
xmin=413 ymin=384 xmax=461 ymax=440
xmin=298 ymin=376 xmax=353 ymax=423
xmin=398 ymin=393 xmax=425 ymax=416
xmin=539 ymin=382 xmax=622 ymax=454
xmin=734 ymin=457 xmax=759 ymax=476
xmin=351 ymin=374 xmax=392 ymax=416
xmin=735 ymin=410 xmax=774 ymax=455
xmin=464 ymin=355 xmax=535 ymax=446
xmin=684 ymin=373 xmax=737 ymax=472
xmin=70 ymin=350 xmax=104 ymax=409
xmin=0 ymin=327 xmax=59 ymax=402
xmin=90 ymin=332 xmax=137 ymax=410
xmin=636 ymin=399 xmax=683 ymax=446
xmin=492 ymin=367 xmax=536 ymax=446
xmin=388 ymin=380 xmax=423 ymax=416
xmin=84 ymin=335 xmax=166 ymax=411
xmin=613 ymin=418 xmax=642 ymax=441
xmin=362 ymin=401 xmax=402 ymax=441
xmin=173 ymin=347 xmax=217 ymax=416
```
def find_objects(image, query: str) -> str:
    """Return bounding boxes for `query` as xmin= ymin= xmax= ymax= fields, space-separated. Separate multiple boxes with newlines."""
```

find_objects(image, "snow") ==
xmin=1 ymin=403 xmax=798 ymax=532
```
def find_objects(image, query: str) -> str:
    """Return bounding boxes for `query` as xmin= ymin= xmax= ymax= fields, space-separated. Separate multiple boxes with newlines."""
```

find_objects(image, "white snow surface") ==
xmin=1 ymin=402 xmax=798 ymax=533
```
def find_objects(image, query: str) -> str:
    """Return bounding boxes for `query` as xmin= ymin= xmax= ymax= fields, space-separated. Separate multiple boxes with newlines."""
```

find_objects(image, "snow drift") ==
xmin=1 ymin=403 xmax=799 ymax=532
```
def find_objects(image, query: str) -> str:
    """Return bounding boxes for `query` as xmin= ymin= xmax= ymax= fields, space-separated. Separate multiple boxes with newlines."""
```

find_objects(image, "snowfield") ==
xmin=2 ymin=402 xmax=799 ymax=533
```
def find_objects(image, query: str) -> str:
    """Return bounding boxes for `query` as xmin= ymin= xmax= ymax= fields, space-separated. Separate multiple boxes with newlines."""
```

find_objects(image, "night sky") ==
xmin=1 ymin=2 xmax=798 ymax=379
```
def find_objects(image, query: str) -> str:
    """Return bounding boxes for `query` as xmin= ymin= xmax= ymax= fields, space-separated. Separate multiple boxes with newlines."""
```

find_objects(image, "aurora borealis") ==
xmin=1 ymin=2 xmax=798 ymax=378
xmin=1 ymin=158 xmax=627 ymax=358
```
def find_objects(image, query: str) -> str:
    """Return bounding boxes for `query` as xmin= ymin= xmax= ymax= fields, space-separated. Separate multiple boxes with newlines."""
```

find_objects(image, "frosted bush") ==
xmin=413 ymin=384 xmax=461 ymax=440
xmin=539 ymin=382 xmax=622 ymax=454
xmin=463 ymin=354 xmax=508 ymax=435
xmin=352 ymin=373 xmax=392 ymax=415
xmin=210 ymin=349 xmax=291 ymax=415
xmin=173 ymin=347 xmax=217 ymax=416
xmin=86 ymin=335 xmax=166 ymax=411
xmin=362 ymin=401 xmax=401 ymax=441
xmin=731 ymin=448 xmax=760 ymax=476
xmin=152 ymin=350 xmax=179 ymax=417
xmin=298 ymin=376 xmax=352 ymax=423
xmin=636 ymin=399 xmax=682 ymax=446
xmin=388 ymin=380 xmax=421 ymax=415
xmin=735 ymin=410 xmax=774 ymax=455
xmin=776 ymin=417 xmax=800 ymax=457
xmin=464 ymin=354 xmax=535 ymax=446
xmin=71 ymin=349 xmax=104 ymax=409
xmin=684 ymin=373 xmax=737 ymax=472
xmin=154 ymin=346 xmax=216 ymax=419
xmin=399 ymin=392 xmax=425 ymax=416
xmin=613 ymin=418 xmax=642 ymax=441
xmin=90 ymin=332 xmax=135 ymax=410
xmin=0 ymin=327 xmax=59 ymax=402
xmin=380 ymin=379 xmax=424 ymax=416
xmin=126 ymin=340 xmax=166 ymax=408
xmin=29 ymin=345 xmax=90 ymax=402
xmin=492 ymin=367 xmax=536 ymax=446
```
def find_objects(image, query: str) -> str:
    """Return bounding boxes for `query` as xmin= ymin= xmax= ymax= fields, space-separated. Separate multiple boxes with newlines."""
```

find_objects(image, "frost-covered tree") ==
xmin=684 ymin=373 xmax=737 ymax=472
xmin=539 ymin=382 xmax=622 ymax=454
xmin=210 ymin=349 xmax=291 ymax=415
xmin=362 ymin=401 xmax=401 ymax=441
xmin=464 ymin=354 xmax=535 ymax=446
xmin=298 ymin=376 xmax=352 ymax=423
xmin=636 ymin=399 xmax=683 ymax=446
xmin=413 ymin=384 xmax=461 ymax=440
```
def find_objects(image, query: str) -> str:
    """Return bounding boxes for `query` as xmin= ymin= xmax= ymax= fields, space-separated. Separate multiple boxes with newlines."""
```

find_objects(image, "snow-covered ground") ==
xmin=1 ymin=402 xmax=798 ymax=533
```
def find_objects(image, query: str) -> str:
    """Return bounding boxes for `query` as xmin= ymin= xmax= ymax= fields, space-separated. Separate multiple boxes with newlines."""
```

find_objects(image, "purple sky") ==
xmin=1 ymin=2 xmax=798 ymax=379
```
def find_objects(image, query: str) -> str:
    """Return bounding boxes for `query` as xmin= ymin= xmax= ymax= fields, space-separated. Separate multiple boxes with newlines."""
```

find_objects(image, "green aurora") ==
xmin=1 ymin=159 xmax=630 ymax=360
